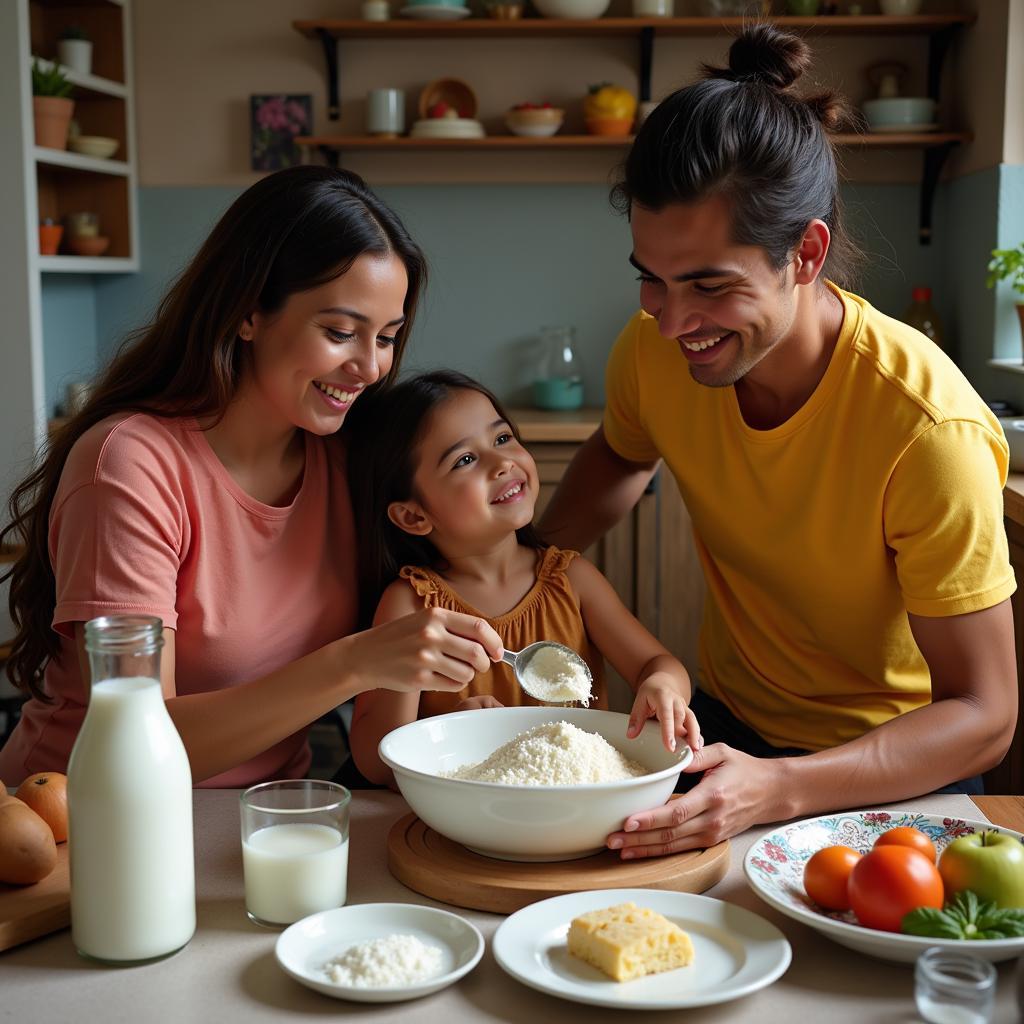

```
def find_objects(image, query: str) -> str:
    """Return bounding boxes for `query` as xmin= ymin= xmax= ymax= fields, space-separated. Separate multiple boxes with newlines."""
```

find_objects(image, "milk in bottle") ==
xmin=68 ymin=615 xmax=195 ymax=962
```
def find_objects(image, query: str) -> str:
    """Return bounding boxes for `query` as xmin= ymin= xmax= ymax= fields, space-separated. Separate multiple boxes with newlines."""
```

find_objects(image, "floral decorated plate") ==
xmin=744 ymin=810 xmax=1024 ymax=964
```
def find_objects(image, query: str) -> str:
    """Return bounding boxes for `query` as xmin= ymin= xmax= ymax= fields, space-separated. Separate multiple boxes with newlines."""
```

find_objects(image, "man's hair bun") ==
xmin=704 ymin=23 xmax=811 ymax=91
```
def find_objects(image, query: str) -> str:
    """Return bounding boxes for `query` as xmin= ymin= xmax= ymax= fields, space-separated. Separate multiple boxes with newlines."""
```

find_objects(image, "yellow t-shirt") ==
xmin=603 ymin=284 xmax=1015 ymax=752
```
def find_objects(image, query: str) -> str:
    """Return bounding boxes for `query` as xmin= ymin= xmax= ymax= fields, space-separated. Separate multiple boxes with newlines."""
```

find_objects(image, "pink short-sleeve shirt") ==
xmin=0 ymin=413 xmax=358 ymax=788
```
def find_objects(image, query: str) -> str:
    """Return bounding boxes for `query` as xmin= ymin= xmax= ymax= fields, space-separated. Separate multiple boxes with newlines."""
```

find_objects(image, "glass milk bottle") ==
xmin=68 ymin=615 xmax=195 ymax=962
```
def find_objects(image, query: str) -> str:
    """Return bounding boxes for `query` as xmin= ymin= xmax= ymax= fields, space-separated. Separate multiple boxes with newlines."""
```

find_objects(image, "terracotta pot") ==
xmin=33 ymin=96 xmax=74 ymax=150
xmin=39 ymin=223 xmax=64 ymax=256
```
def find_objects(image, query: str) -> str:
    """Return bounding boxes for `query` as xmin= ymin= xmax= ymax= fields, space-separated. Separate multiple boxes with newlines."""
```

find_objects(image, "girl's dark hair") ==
xmin=2 ymin=165 xmax=426 ymax=700
xmin=612 ymin=23 xmax=862 ymax=289
xmin=346 ymin=370 xmax=545 ymax=627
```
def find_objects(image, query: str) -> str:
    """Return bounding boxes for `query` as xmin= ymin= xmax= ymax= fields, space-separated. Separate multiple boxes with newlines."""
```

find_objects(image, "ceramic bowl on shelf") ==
xmin=504 ymin=106 xmax=564 ymax=137
xmin=66 ymin=235 xmax=110 ymax=257
xmin=861 ymin=97 xmax=937 ymax=132
xmin=68 ymin=135 xmax=120 ymax=159
xmin=531 ymin=0 xmax=611 ymax=17
xmin=409 ymin=118 xmax=485 ymax=138
xmin=378 ymin=706 xmax=690 ymax=862
xmin=418 ymin=77 xmax=478 ymax=120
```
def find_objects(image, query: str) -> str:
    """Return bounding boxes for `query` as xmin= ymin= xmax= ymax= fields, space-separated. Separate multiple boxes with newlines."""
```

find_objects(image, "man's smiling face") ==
xmin=629 ymin=195 xmax=798 ymax=389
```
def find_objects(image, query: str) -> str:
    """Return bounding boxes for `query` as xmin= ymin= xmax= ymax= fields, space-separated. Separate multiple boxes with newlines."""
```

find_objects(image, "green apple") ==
xmin=938 ymin=831 xmax=1024 ymax=909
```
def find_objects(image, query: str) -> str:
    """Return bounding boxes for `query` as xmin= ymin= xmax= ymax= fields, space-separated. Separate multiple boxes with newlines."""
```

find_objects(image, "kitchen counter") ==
xmin=2 ymin=792 xmax=1021 ymax=1023
xmin=1005 ymin=474 xmax=1024 ymax=528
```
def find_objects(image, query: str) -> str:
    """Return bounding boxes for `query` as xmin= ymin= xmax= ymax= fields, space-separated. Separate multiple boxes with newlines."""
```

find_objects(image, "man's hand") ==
xmin=605 ymin=743 xmax=784 ymax=857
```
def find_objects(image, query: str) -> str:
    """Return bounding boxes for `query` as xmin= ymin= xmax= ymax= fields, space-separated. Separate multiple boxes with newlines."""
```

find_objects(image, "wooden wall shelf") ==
xmin=294 ymin=14 xmax=973 ymax=41
xmin=299 ymin=131 xmax=972 ymax=152
xmin=294 ymin=11 xmax=973 ymax=243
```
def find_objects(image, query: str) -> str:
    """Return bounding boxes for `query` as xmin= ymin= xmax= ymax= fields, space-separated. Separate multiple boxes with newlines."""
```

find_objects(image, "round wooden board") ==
xmin=387 ymin=813 xmax=730 ymax=914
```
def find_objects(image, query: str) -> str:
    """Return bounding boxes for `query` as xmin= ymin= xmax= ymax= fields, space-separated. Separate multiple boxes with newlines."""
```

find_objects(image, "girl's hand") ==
xmin=454 ymin=695 xmax=504 ymax=711
xmin=626 ymin=672 xmax=702 ymax=754
xmin=342 ymin=607 xmax=503 ymax=695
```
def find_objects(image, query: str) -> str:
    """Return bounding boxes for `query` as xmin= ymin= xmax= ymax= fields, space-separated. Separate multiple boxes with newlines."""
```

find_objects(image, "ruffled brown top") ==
xmin=400 ymin=546 xmax=608 ymax=717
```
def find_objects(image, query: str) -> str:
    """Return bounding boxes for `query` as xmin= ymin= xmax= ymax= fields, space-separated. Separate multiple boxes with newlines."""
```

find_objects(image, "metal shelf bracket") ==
xmin=919 ymin=142 xmax=954 ymax=246
xmin=318 ymin=28 xmax=341 ymax=121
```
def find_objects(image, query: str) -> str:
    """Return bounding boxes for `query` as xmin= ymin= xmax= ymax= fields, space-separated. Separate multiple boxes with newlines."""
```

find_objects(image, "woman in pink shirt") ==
xmin=0 ymin=166 xmax=502 ymax=788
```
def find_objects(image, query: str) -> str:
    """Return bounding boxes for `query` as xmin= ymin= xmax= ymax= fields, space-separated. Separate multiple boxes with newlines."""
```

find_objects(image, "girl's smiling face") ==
xmin=389 ymin=388 xmax=539 ymax=553
xmin=242 ymin=252 xmax=409 ymax=435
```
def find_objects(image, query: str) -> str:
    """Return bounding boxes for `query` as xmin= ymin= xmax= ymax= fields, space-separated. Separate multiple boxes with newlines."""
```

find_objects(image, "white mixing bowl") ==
xmin=379 ymin=706 xmax=690 ymax=861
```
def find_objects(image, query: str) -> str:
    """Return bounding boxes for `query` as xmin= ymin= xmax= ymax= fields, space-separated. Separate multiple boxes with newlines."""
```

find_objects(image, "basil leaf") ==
xmin=902 ymin=906 xmax=965 ymax=939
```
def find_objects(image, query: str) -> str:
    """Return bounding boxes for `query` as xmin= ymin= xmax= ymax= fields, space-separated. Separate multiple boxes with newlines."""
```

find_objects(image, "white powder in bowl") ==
xmin=444 ymin=720 xmax=648 ymax=785
xmin=323 ymin=933 xmax=444 ymax=987
xmin=520 ymin=645 xmax=593 ymax=705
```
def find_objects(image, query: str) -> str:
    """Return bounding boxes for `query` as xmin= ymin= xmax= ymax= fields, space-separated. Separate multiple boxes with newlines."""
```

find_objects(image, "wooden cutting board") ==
xmin=0 ymin=843 xmax=70 ymax=952
xmin=388 ymin=812 xmax=730 ymax=914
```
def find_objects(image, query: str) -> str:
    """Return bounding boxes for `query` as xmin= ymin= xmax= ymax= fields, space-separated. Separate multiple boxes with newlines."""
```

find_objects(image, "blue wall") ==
xmin=39 ymin=177 xmax=1016 ymax=415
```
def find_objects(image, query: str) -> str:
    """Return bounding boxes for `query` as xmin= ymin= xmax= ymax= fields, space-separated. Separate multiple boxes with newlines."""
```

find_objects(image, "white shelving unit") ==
xmin=0 ymin=0 xmax=138 ymax=505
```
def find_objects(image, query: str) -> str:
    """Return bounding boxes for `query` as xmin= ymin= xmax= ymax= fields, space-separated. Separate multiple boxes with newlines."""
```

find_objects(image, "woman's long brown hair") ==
xmin=1 ymin=165 xmax=426 ymax=700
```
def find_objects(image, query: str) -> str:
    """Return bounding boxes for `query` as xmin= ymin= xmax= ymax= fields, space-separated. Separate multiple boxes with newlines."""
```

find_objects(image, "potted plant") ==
xmin=57 ymin=25 xmax=92 ymax=76
xmin=987 ymin=243 xmax=1024 ymax=353
xmin=31 ymin=59 xmax=74 ymax=150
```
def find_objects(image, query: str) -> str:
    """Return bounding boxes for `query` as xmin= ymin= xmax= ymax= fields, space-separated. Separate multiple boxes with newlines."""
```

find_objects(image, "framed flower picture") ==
xmin=250 ymin=94 xmax=312 ymax=171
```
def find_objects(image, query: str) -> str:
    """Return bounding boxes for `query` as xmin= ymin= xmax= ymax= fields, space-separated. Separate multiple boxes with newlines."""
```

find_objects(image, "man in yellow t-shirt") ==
xmin=540 ymin=24 xmax=1018 ymax=858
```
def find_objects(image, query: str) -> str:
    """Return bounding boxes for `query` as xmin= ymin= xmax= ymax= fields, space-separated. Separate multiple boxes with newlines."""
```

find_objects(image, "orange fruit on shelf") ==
xmin=874 ymin=825 xmax=937 ymax=863
xmin=15 ymin=772 xmax=68 ymax=843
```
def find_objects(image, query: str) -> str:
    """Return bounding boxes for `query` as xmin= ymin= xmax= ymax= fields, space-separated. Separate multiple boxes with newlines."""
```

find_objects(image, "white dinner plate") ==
xmin=399 ymin=4 xmax=472 ymax=18
xmin=275 ymin=903 xmax=484 ymax=1003
xmin=869 ymin=122 xmax=940 ymax=133
xmin=745 ymin=810 xmax=1024 ymax=964
xmin=492 ymin=887 xmax=791 ymax=1009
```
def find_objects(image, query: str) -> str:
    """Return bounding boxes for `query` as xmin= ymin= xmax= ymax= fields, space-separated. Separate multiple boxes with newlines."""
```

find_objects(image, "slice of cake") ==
xmin=567 ymin=901 xmax=695 ymax=982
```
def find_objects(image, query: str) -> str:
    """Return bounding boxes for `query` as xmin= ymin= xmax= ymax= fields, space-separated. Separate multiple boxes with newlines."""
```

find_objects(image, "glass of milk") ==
xmin=240 ymin=780 xmax=350 ymax=927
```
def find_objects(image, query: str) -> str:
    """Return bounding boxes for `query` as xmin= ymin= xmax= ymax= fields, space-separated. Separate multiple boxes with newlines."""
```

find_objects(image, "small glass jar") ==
xmin=914 ymin=947 xmax=996 ymax=1024
xmin=533 ymin=325 xmax=584 ymax=411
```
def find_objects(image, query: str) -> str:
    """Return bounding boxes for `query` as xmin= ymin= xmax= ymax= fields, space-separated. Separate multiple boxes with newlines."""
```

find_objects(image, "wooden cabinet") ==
xmin=515 ymin=408 xmax=705 ymax=711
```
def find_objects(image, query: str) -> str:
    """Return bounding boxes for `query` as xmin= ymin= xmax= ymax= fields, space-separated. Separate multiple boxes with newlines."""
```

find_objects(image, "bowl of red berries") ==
xmin=504 ymin=102 xmax=564 ymax=137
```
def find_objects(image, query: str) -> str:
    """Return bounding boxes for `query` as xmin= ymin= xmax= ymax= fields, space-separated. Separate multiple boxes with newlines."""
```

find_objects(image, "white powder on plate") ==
xmin=520 ymin=645 xmax=593 ymax=705
xmin=322 ymin=933 xmax=444 ymax=987
xmin=444 ymin=720 xmax=648 ymax=785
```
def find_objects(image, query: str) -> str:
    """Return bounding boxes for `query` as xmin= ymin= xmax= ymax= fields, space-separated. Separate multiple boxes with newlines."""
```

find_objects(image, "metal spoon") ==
xmin=500 ymin=641 xmax=594 ymax=705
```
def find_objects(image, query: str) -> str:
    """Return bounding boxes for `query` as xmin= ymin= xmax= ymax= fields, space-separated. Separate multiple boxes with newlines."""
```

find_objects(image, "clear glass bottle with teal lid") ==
xmin=68 ymin=615 xmax=195 ymax=963
xmin=533 ymin=325 xmax=584 ymax=410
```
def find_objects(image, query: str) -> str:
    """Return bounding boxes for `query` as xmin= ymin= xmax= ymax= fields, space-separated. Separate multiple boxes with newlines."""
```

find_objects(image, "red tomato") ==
xmin=848 ymin=845 xmax=944 ymax=932
xmin=874 ymin=826 xmax=937 ymax=864
xmin=803 ymin=845 xmax=862 ymax=911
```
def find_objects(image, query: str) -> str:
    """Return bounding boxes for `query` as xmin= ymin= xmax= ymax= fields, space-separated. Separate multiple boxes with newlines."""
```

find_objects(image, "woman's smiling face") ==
xmin=395 ymin=388 xmax=539 ymax=552
xmin=242 ymin=252 xmax=409 ymax=434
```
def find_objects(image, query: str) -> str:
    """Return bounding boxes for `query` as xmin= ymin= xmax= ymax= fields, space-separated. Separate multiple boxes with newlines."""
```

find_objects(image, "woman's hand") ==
xmin=454 ymin=695 xmax=504 ymax=712
xmin=625 ymin=671 xmax=702 ymax=754
xmin=340 ymin=607 xmax=503 ymax=695
xmin=606 ymin=743 xmax=784 ymax=857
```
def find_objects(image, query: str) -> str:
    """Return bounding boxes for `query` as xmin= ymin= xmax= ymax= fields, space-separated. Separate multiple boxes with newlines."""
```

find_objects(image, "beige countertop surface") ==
xmin=2 ymin=790 xmax=1021 ymax=1023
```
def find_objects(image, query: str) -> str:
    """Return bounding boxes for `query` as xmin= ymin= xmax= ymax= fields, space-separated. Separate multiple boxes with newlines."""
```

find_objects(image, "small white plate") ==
xmin=869 ymin=122 xmax=940 ymax=133
xmin=745 ymin=810 xmax=1024 ymax=964
xmin=492 ymin=888 xmax=791 ymax=1009
xmin=275 ymin=903 xmax=484 ymax=1003
xmin=399 ymin=4 xmax=472 ymax=18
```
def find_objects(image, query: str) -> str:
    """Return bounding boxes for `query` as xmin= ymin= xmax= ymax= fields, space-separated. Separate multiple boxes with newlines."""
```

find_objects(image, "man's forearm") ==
xmin=770 ymin=693 xmax=1013 ymax=823
xmin=538 ymin=426 xmax=658 ymax=551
